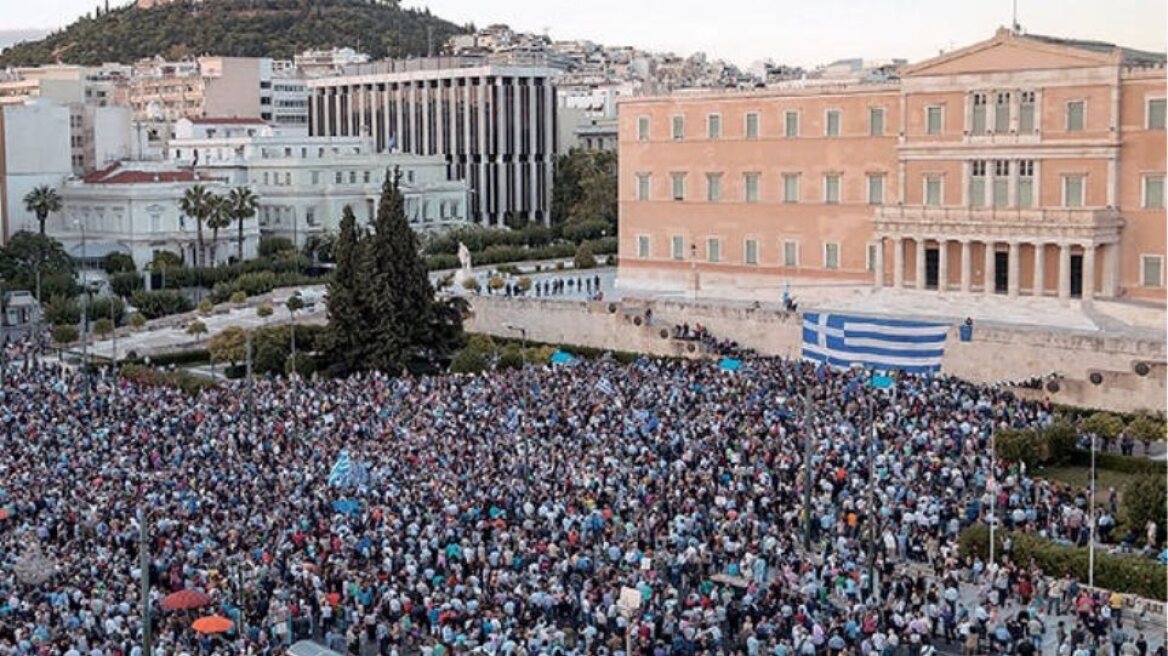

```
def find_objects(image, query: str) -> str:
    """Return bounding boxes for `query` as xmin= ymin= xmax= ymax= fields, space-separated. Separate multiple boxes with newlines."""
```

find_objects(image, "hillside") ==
xmin=0 ymin=0 xmax=469 ymax=67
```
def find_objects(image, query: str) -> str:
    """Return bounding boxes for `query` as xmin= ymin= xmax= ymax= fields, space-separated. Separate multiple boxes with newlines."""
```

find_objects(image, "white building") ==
xmin=168 ymin=118 xmax=469 ymax=245
xmin=55 ymin=162 xmax=255 ymax=268
xmin=294 ymin=48 xmax=370 ymax=78
xmin=0 ymin=99 xmax=73 ymax=241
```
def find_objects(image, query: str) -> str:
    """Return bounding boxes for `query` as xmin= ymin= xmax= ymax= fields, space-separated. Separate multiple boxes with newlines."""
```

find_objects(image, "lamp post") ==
xmin=802 ymin=387 xmax=814 ymax=551
xmin=75 ymin=219 xmax=90 ymax=400
xmin=505 ymin=323 xmax=527 ymax=349
xmin=690 ymin=242 xmax=699 ymax=299
xmin=1088 ymin=433 xmax=1097 ymax=587
xmin=138 ymin=507 xmax=152 ymax=656
xmin=988 ymin=427 xmax=997 ymax=567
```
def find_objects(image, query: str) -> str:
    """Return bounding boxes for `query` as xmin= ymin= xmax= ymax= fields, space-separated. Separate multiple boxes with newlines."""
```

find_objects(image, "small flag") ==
xmin=328 ymin=451 xmax=353 ymax=488
xmin=596 ymin=377 xmax=617 ymax=398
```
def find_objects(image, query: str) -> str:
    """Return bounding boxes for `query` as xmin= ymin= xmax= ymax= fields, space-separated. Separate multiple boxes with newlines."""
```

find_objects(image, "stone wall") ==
xmin=466 ymin=296 xmax=1167 ymax=412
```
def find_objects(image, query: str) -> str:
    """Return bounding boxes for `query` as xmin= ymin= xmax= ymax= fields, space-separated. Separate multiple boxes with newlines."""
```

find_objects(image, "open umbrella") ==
xmin=161 ymin=589 xmax=212 ymax=611
xmin=0 ymin=508 xmax=10 ymax=520
xmin=191 ymin=615 xmax=233 ymax=634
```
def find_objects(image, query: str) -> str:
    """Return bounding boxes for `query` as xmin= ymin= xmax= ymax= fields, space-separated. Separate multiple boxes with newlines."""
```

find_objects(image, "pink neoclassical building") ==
xmin=617 ymin=29 xmax=1167 ymax=303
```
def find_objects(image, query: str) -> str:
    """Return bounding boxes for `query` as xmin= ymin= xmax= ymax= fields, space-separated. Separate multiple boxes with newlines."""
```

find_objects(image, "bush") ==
xmin=1124 ymin=474 xmax=1168 ymax=547
xmin=256 ymin=304 xmax=273 ymax=319
xmin=488 ymin=274 xmax=505 ymax=292
xmin=574 ymin=243 xmax=597 ymax=270
xmin=465 ymin=334 xmax=496 ymax=354
xmin=109 ymin=271 xmax=144 ymax=297
xmin=103 ymin=252 xmax=136 ymax=274
xmin=1043 ymin=419 xmax=1078 ymax=464
xmin=524 ymin=345 xmax=557 ymax=365
xmin=258 ymin=236 xmax=296 ymax=258
xmin=560 ymin=219 xmax=611 ymax=243
xmin=208 ymin=326 xmax=247 ymax=365
xmin=130 ymin=290 xmax=194 ymax=319
xmin=516 ymin=276 xmax=532 ymax=292
xmin=129 ymin=312 xmax=147 ymax=330
xmin=996 ymin=428 xmax=1044 ymax=467
xmin=197 ymin=299 xmax=214 ymax=316
xmin=1127 ymin=415 xmax=1166 ymax=450
xmin=285 ymin=352 xmax=316 ymax=377
xmin=1082 ymin=411 xmax=1125 ymax=445
xmin=449 ymin=346 xmax=488 ymax=374
xmin=85 ymin=296 xmax=125 ymax=325
xmin=186 ymin=320 xmax=208 ymax=340
xmin=51 ymin=325 xmax=78 ymax=345
xmin=497 ymin=345 xmax=524 ymax=370
xmin=92 ymin=318 xmax=114 ymax=338
xmin=606 ymin=254 xmax=618 ymax=266
xmin=229 ymin=291 xmax=247 ymax=305
xmin=461 ymin=277 xmax=480 ymax=293
xmin=119 ymin=363 xmax=215 ymax=395
xmin=958 ymin=525 xmax=1166 ymax=601
xmin=44 ymin=294 xmax=80 ymax=325
xmin=426 ymin=253 xmax=460 ymax=271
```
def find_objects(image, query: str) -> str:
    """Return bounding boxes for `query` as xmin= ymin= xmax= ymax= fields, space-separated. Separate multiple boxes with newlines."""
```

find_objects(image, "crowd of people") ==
xmin=0 ymin=338 xmax=1162 ymax=656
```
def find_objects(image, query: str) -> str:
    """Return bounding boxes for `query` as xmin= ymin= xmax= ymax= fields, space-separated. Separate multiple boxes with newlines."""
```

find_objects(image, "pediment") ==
xmin=903 ymin=31 xmax=1116 ymax=77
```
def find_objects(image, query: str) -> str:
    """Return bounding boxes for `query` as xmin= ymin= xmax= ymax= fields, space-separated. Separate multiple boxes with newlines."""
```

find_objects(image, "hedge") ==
xmin=119 ymin=363 xmax=216 ymax=396
xmin=120 ymin=349 xmax=210 ymax=368
xmin=208 ymin=271 xmax=322 ymax=304
xmin=958 ymin=525 xmax=1167 ymax=601
xmin=1066 ymin=450 xmax=1165 ymax=475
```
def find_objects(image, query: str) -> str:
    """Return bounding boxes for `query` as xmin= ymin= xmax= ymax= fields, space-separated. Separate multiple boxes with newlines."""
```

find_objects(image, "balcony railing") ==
xmin=874 ymin=205 xmax=1124 ymax=243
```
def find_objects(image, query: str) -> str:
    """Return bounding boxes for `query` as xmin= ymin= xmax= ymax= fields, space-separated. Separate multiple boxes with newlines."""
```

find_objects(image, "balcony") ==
xmin=873 ymin=205 xmax=1124 ymax=244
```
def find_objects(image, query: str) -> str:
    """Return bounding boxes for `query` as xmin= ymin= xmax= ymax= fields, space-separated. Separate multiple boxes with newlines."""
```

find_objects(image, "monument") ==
xmin=455 ymin=242 xmax=474 ymax=287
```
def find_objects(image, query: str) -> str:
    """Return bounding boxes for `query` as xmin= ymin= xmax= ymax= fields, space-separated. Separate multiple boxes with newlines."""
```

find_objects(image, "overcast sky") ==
xmin=6 ymin=0 xmax=1166 ymax=67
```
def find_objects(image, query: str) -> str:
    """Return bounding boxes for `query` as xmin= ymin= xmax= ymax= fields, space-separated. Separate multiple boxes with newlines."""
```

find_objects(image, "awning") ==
xmin=67 ymin=242 xmax=131 ymax=259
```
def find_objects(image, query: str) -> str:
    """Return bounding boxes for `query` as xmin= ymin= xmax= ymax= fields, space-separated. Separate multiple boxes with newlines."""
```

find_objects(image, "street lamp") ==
xmin=74 ymin=219 xmax=90 ymax=399
xmin=505 ymin=323 xmax=527 ymax=349
xmin=690 ymin=242 xmax=699 ymax=299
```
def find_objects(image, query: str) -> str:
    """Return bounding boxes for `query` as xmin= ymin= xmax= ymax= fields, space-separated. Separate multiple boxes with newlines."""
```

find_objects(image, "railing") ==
xmin=875 ymin=205 xmax=1122 ymax=228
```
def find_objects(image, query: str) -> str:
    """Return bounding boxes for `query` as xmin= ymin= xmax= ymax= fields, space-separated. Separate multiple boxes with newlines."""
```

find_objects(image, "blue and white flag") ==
xmin=802 ymin=312 xmax=949 ymax=375
xmin=328 ymin=451 xmax=354 ymax=487
xmin=595 ymin=377 xmax=617 ymax=398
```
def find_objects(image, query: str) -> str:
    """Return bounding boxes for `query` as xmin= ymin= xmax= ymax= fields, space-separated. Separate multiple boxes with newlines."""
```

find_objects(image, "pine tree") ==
xmin=323 ymin=205 xmax=368 ymax=375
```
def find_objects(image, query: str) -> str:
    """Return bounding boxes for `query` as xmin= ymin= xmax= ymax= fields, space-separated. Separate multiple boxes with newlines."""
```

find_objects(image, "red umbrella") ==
xmin=161 ymin=589 xmax=212 ymax=611
xmin=191 ymin=615 xmax=233 ymax=634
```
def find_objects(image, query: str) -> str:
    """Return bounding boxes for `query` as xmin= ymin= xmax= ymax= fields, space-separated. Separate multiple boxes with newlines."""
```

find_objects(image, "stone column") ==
xmin=983 ymin=241 xmax=995 ymax=294
xmin=421 ymin=81 xmax=431 ymax=155
xmin=937 ymin=239 xmax=948 ymax=292
xmin=1033 ymin=243 xmax=1046 ymax=297
xmin=874 ymin=238 xmax=886 ymax=288
xmin=960 ymin=241 xmax=972 ymax=292
xmin=1101 ymin=242 xmax=1120 ymax=297
xmin=395 ymin=84 xmax=405 ymax=151
xmin=1007 ymin=241 xmax=1021 ymax=297
xmin=892 ymin=237 xmax=904 ymax=288
xmin=1058 ymin=243 xmax=1072 ymax=299
xmin=915 ymin=237 xmax=927 ymax=290
xmin=1082 ymin=244 xmax=1097 ymax=300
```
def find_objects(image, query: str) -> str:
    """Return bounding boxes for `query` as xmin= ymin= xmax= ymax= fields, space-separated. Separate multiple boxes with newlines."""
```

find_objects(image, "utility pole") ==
xmin=138 ymin=507 xmax=152 ymax=656
xmin=1088 ymin=434 xmax=1097 ymax=587
xmin=802 ymin=388 xmax=814 ymax=550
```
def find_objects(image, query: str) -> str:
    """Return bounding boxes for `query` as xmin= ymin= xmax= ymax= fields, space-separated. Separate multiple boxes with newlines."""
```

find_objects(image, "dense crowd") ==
xmin=0 ymin=343 xmax=1162 ymax=656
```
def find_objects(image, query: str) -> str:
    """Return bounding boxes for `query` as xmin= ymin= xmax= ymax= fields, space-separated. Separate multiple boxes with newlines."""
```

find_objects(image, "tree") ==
xmin=551 ymin=149 xmax=617 ymax=227
xmin=208 ymin=325 xmax=247 ymax=365
xmin=995 ymin=428 xmax=1042 ymax=467
xmin=1126 ymin=414 xmax=1165 ymax=455
xmin=92 ymin=318 xmax=113 ymax=338
xmin=44 ymin=294 xmax=81 ymax=325
xmin=22 ymin=186 xmax=62 ymax=235
xmin=186 ymin=319 xmax=208 ymax=342
xmin=1081 ymin=412 xmax=1125 ymax=449
xmin=206 ymin=194 xmax=233 ymax=266
xmin=230 ymin=291 xmax=247 ymax=305
xmin=198 ymin=298 xmax=214 ymax=316
xmin=103 ymin=252 xmax=136 ymax=274
xmin=574 ymin=242 xmax=597 ymax=270
xmin=256 ymin=304 xmax=273 ymax=320
xmin=51 ymin=325 xmax=78 ymax=345
xmin=226 ymin=186 xmax=259 ymax=262
xmin=179 ymin=184 xmax=215 ymax=268
xmin=1124 ymin=474 xmax=1167 ymax=547
xmin=0 ymin=231 xmax=75 ymax=300
xmin=286 ymin=292 xmax=304 ymax=364
xmin=129 ymin=312 xmax=147 ymax=330
xmin=323 ymin=206 xmax=369 ymax=375
xmin=461 ymin=277 xmax=480 ymax=293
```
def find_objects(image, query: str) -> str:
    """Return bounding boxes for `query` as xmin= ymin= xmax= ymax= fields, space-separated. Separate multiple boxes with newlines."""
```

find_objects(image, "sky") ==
xmin=3 ymin=0 xmax=1165 ymax=68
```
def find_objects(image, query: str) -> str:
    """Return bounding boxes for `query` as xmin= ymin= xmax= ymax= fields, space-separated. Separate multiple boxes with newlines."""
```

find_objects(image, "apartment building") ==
xmin=618 ymin=29 xmax=1167 ymax=303
xmin=307 ymin=59 xmax=558 ymax=226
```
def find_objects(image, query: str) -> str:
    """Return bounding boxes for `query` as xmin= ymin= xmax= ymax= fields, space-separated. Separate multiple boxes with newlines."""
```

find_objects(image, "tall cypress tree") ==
xmin=324 ymin=205 xmax=368 ymax=376
xmin=366 ymin=168 xmax=442 ymax=373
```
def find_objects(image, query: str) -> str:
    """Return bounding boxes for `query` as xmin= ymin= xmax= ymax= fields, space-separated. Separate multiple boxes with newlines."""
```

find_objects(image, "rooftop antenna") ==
xmin=1012 ymin=0 xmax=1021 ymax=32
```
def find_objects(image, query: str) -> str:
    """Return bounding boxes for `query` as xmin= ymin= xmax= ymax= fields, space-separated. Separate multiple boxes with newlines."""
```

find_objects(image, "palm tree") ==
xmin=226 ymin=187 xmax=259 ymax=262
xmin=23 ymin=186 xmax=62 ymax=235
xmin=179 ymin=185 xmax=214 ymax=267
xmin=206 ymin=194 xmax=233 ymax=266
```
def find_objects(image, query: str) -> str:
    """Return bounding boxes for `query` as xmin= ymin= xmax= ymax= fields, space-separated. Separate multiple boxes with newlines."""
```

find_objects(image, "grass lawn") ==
xmin=1036 ymin=465 xmax=1141 ymax=501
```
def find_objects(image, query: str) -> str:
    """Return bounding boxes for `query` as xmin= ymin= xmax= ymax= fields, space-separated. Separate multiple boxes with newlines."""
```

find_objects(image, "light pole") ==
xmin=138 ymin=506 xmax=152 ymax=656
xmin=802 ymin=387 xmax=814 ymax=550
xmin=988 ymin=427 xmax=997 ymax=567
xmin=75 ymin=219 xmax=90 ymax=400
xmin=1088 ymin=433 xmax=1097 ymax=587
xmin=690 ymin=242 xmax=699 ymax=299
xmin=505 ymin=323 xmax=527 ymax=349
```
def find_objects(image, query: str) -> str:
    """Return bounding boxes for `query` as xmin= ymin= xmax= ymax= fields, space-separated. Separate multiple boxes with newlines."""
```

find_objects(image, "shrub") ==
xmin=119 ymin=363 xmax=215 ymax=395
xmin=524 ymin=345 xmax=558 ymax=365
xmin=516 ymin=276 xmax=532 ymax=292
xmin=436 ymin=273 xmax=455 ymax=289
xmin=229 ymin=291 xmax=247 ymax=305
xmin=256 ymin=304 xmax=274 ymax=319
xmin=426 ymin=254 xmax=460 ymax=271
xmin=92 ymin=318 xmax=114 ymax=338
xmin=488 ymin=275 xmax=505 ymax=292
xmin=958 ymin=525 xmax=1166 ymax=601
xmin=497 ymin=345 xmax=525 ymax=370
xmin=995 ymin=428 xmax=1043 ymax=467
xmin=197 ymin=298 xmax=214 ymax=316
xmin=51 ymin=325 xmax=78 ymax=345
xmin=130 ymin=290 xmax=194 ymax=319
xmin=574 ymin=243 xmax=597 ymax=270
xmin=109 ymin=271 xmax=144 ymax=297
xmin=208 ymin=326 xmax=247 ymax=365
xmin=104 ymin=252 xmax=136 ymax=275
xmin=461 ymin=277 xmax=480 ymax=293
xmin=465 ymin=334 xmax=496 ymax=354
xmin=186 ymin=320 xmax=208 ymax=340
xmin=129 ymin=312 xmax=147 ymax=330
xmin=85 ymin=297 xmax=125 ymax=325
xmin=1042 ymin=419 xmax=1078 ymax=464
xmin=606 ymin=254 xmax=618 ymax=266
xmin=1124 ymin=474 xmax=1167 ymax=547
xmin=285 ymin=352 xmax=316 ymax=377
xmin=560 ymin=218 xmax=611 ymax=243
xmin=449 ymin=346 xmax=487 ymax=374
xmin=1082 ymin=411 xmax=1125 ymax=445
xmin=44 ymin=294 xmax=81 ymax=325
xmin=1127 ymin=415 xmax=1166 ymax=452
xmin=258 ymin=236 xmax=296 ymax=258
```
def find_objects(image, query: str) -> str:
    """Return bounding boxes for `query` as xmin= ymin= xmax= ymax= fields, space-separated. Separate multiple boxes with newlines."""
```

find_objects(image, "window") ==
xmin=671 ymin=173 xmax=686 ymax=201
xmin=1063 ymin=175 xmax=1084 ymax=207
xmin=637 ymin=235 xmax=650 ymax=258
xmin=671 ymin=235 xmax=684 ymax=260
xmin=1017 ymin=160 xmax=1034 ymax=208
xmin=350 ymin=171 xmax=358 ymax=184
xmin=706 ymin=173 xmax=723 ymax=202
xmin=745 ymin=112 xmax=759 ymax=139
xmin=1066 ymin=101 xmax=1085 ymax=132
xmin=1019 ymin=91 xmax=1036 ymax=133
xmin=1143 ymin=174 xmax=1165 ymax=210
xmin=992 ymin=160 xmax=1010 ymax=208
xmin=744 ymin=173 xmax=760 ymax=203
xmin=867 ymin=244 xmax=877 ymax=272
xmin=867 ymin=174 xmax=885 ymax=205
xmin=707 ymin=238 xmax=722 ymax=263
xmin=363 ymin=171 xmax=371 ymax=184
xmin=783 ymin=241 xmax=799 ymax=267
xmin=994 ymin=92 xmax=1010 ymax=133
xmin=1142 ymin=255 xmax=1164 ymax=287
xmin=783 ymin=174 xmax=800 ymax=203
xmin=637 ymin=174 xmax=651 ymax=201
xmin=824 ymin=174 xmax=841 ymax=204
xmin=969 ymin=160 xmax=986 ymax=207
xmin=637 ymin=115 xmax=650 ymax=141
xmin=744 ymin=239 xmax=758 ymax=265
xmin=825 ymin=110 xmax=841 ymax=137
xmin=707 ymin=114 xmax=721 ymax=139
xmin=671 ymin=115 xmax=685 ymax=140
xmin=311 ymin=171 xmax=320 ymax=185
xmin=926 ymin=106 xmax=943 ymax=135
xmin=335 ymin=171 xmax=343 ymax=184
xmin=971 ymin=93 xmax=987 ymax=134
xmin=784 ymin=110 xmax=799 ymax=137
xmin=925 ymin=175 xmax=943 ymax=207
xmin=1148 ymin=99 xmax=1167 ymax=130
xmin=824 ymin=242 xmax=840 ymax=270
xmin=263 ymin=172 xmax=270 ymax=185
xmin=869 ymin=107 xmax=884 ymax=136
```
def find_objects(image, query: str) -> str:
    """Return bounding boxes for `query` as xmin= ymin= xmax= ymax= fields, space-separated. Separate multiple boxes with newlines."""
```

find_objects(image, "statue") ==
xmin=455 ymin=242 xmax=474 ymax=286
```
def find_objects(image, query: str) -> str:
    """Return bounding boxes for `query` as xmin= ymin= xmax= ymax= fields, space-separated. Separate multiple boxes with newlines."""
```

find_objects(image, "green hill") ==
xmin=0 ymin=0 xmax=469 ymax=67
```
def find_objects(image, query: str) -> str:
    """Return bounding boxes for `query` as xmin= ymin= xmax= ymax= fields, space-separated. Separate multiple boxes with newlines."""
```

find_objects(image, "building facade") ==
xmin=307 ymin=60 xmax=558 ymax=226
xmin=0 ymin=99 xmax=74 ymax=241
xmin=618 ymin=29 xmax=1167 ymax=303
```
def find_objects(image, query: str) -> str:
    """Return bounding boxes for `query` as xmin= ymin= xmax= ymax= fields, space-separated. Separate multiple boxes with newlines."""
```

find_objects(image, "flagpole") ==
xmin=988 ymin=426 xmax=996 ymax=567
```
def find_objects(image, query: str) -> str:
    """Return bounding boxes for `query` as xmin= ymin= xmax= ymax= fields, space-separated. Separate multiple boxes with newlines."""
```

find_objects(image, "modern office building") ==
xmin=617 ymin=28 xmax=1167 ymax=303
xmin=307 ymin=59 xmax=559 ymax=226
xmin=0 ymin=99 xmax=74 ymax=242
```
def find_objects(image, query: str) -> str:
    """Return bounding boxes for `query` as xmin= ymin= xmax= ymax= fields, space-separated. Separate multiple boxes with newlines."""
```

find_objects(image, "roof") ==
xmin=1021 ymin=33 xmax=1166 ymax=67
xmin=82 ymin=163 xmax=219 ymax=185
xmin=187 ymin=117 xmax=269 ymax=125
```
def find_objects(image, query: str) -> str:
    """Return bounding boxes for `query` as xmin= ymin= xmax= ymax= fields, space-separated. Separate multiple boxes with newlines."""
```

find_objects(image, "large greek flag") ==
xmin=802 ymin=312 xmax=950 ymax=374
xmin=328 ymin=451 xmax=354 ymax=488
